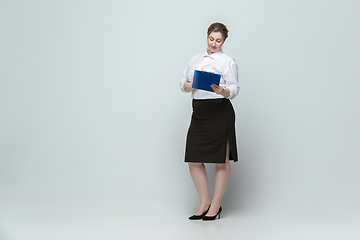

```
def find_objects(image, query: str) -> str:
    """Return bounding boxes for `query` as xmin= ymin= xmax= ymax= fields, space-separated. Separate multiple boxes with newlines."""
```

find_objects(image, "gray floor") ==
xmin=1 ymin=196 xmax=359 ymax=240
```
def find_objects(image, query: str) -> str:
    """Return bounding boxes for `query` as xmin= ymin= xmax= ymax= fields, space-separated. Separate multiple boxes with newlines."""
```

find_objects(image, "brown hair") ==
xmin=207 ymin=22 xmax=229 ymax=41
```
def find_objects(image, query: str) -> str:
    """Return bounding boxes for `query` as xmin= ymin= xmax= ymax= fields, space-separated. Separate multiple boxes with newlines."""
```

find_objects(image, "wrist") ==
xmin=221 ymin=88 xmax=230 ymax=98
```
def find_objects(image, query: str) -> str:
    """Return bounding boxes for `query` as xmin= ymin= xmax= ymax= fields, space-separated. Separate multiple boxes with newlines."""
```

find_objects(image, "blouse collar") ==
xmin=204 ymin=48 xmax=223 ymax=59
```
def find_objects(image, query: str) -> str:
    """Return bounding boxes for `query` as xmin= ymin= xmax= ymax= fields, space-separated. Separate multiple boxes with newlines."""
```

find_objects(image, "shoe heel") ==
xmin=202 ymin=206 xmax=222 ymax=221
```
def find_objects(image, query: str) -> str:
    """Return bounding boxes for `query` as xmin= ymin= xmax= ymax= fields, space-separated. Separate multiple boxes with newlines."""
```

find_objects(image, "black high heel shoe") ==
xmin=202 ymin=206 xmax=222 ymax=221
xmin=188 ymin=206 xmax=211 ymax=220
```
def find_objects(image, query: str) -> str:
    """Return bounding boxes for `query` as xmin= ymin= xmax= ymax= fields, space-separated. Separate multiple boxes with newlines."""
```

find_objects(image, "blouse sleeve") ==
xmin=222 ymin=60 xmax=240 ymax=99
xmin=179 ymin=54 xmax=199 ymax=92
xmin=179 ymin=66 xmax=189 ymax=92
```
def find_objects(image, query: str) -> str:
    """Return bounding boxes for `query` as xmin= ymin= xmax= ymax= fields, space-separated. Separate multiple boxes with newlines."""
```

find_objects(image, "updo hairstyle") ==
xmin=207 ymin=22 xmax=229 ymax=41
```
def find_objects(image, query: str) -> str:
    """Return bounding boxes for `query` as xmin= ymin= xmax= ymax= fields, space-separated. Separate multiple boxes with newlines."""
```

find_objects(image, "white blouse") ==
xmin=180 ymin=49 xmax=240 ymax=99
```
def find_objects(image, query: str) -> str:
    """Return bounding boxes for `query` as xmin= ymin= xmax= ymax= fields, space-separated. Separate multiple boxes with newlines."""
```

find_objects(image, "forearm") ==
xmin=183 ymin=81 xmax=194 ymax=92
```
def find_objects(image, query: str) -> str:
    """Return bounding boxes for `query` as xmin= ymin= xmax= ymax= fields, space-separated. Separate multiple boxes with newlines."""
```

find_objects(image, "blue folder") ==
xmin=192 ymin=70 xmax=221 ymax=92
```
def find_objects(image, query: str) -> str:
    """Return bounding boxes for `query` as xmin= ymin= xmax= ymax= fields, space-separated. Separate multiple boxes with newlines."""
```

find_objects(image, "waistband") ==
xmin=192 ymin=98 xmax=228 ymax=102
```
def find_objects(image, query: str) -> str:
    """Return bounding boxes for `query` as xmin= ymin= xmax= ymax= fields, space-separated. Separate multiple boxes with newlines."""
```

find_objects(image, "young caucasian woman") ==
xmin=180 ymin=22 xmax=240 ymax=221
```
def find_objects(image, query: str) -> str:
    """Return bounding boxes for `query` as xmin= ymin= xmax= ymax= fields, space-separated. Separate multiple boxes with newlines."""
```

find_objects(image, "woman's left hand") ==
xmin=211 ymin=84 xmax=224 ymax=95
xmin=211 ymin=84 xmax=231 ymax=98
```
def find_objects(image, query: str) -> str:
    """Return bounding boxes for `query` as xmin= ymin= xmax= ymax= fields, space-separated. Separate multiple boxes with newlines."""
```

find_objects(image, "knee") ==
xmin=188 ymin=162 xmax=203 ymax=169
xmin=215 ymin=162 xmax=228 ymax=169
xmin=215 ymin=163 xmax=224 ymax=169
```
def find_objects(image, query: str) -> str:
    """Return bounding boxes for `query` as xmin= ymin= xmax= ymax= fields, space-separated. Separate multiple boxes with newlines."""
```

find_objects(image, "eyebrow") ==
xmin=209 ymin=36 xmax=223 ymax=41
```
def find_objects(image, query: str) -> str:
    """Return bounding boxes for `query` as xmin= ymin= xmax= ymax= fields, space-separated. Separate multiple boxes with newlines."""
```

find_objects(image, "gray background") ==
xmin=1 ymin=0 xmax=359 ymax=239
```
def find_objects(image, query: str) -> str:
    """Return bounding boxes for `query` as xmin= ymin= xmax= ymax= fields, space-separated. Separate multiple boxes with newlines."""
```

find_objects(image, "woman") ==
xmin=180 ymin=22 xmax=240 ymax=221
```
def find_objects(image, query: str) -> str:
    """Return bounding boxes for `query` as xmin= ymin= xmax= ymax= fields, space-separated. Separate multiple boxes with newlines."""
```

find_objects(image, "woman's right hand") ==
xmin=183 ymin=77 xmax=194 ymax=92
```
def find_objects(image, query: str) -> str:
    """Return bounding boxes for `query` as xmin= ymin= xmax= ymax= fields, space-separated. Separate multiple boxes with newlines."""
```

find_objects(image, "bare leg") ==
xmin=188 ymin=162 xmax=211 ymax=215
xmin=206 ymin=141 xmax=231 ymax=216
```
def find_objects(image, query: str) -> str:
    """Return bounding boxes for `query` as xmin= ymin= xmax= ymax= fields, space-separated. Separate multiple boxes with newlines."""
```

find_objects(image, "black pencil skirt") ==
xmin=184 ymin=98 xmax=238 ymax=163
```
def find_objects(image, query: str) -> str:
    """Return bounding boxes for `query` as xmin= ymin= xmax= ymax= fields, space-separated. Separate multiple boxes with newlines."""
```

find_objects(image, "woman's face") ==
xmin=207 ymin=31 xmax=224 ymax=55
